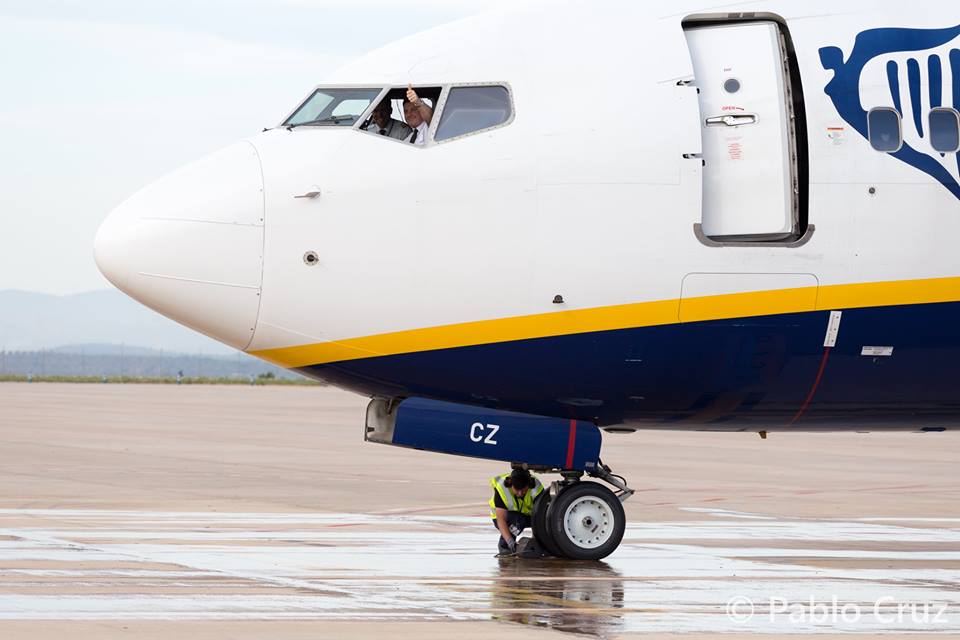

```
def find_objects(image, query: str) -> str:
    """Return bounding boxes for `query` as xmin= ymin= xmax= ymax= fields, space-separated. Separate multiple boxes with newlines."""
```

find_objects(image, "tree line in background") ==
xmin=0 ymin=349 xmax=312 ymax=384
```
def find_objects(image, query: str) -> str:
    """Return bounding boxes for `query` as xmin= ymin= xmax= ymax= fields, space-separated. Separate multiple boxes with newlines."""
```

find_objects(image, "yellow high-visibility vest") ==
xmin=489 ymin=472 xmax=544 ymax=519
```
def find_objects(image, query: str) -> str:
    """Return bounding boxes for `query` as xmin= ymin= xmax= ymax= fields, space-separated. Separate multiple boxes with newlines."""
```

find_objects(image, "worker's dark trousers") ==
xmin=493 ymin=512 xmax=531 ymax=552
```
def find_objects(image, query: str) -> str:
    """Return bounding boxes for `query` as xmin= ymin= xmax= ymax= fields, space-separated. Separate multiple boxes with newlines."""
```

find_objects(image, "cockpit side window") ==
xmin=360 ymin=87 xmax=440 ymax=144
xmin=435 ymin=86 xmax=512 ymax=142
xmin=284 ymin=88 xmax=381 ymax=127
xmin=350 ymin=84 xmax=513 ymax=145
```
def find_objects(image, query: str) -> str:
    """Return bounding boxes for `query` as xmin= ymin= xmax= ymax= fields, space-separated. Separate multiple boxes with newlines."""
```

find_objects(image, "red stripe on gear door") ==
xmin=565 ymin=419 xmax=577 ymax=468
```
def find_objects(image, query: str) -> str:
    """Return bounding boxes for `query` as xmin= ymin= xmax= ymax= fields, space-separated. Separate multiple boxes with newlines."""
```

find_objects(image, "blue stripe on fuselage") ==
xmin=296 ymin=301 xmax=960 ymax=432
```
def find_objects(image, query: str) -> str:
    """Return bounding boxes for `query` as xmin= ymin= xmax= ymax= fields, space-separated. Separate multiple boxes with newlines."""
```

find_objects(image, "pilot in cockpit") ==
xmin=402 ymin=85 xmax=434 ymax=145
xmin=364 ymin=99 xmax=412 ymax=140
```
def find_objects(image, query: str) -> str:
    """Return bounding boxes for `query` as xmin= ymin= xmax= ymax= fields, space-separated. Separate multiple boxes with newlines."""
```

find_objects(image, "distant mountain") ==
xmin=0 ymin=289 xmax=235 ymax=354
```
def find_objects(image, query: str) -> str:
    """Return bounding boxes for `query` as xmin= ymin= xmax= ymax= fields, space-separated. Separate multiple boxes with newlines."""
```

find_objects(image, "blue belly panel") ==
xmin=295 ymin=301 xmax=960 ymax=431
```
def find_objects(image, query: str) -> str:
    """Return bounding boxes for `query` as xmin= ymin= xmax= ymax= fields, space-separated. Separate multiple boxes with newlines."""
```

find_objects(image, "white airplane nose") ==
xmin=94 ymin=141 xmax=265 ymax=350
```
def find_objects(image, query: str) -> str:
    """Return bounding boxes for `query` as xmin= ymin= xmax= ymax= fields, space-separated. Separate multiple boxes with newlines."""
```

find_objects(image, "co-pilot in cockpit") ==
xmin=281 ymin=84 xmax=513 ymax=147
xmin=361 ymin=86 xmax=440 ymax=145
xmin=364 ymin=99 xmax=411 ymax=141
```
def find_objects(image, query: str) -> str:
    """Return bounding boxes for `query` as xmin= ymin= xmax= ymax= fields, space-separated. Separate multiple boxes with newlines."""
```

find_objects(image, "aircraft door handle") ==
xmin=705 ymin=114 xmax=758 ymax=127
xmin=294 ymin=187 xmax=322 ymax=199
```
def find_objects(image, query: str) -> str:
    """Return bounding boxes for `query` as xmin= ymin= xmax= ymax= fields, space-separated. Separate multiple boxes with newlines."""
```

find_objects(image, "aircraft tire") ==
xmin=531 ymin=490 xmax=565 ymax=558
xmin=547 ymin=481 xmax=625 ymax=561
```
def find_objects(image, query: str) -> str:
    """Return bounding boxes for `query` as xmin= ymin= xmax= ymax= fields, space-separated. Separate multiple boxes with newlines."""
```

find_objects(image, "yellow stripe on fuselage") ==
xmin=250 ymin=275 xmax=960 ymax=368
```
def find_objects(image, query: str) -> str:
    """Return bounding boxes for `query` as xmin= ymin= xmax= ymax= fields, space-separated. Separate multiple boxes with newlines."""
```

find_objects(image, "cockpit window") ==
xmin=284 ymin=88 xmax=381 ymax=127
xmin=359 ymin=87 xmax=440 ymax=141
xmin=435 ymin=86 xmax=512 ymax=142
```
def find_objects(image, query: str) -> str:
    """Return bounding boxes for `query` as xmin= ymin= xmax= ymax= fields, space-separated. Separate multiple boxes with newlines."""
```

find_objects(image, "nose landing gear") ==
xmin=362 ymin=396 xmax=633 ymax=559
xmin=530 ymin=463 xmax=634 ymax=560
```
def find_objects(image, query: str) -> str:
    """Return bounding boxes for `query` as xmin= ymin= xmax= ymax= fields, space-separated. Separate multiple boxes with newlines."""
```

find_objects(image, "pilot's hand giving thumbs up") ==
xmin=406 ymin=85 xmax=423 ymax=107
xmin=405 ymin=85 xmax=433 ymax=126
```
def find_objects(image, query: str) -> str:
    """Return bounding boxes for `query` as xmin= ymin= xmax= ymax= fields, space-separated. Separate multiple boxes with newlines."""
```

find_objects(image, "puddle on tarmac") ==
xmin=0 ymin=508 xmax=958 ymax=635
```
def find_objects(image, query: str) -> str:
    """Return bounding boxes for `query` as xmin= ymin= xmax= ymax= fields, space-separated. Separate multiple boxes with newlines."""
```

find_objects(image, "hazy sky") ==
xmin=0 ymin=0 xmax=508 ymax=295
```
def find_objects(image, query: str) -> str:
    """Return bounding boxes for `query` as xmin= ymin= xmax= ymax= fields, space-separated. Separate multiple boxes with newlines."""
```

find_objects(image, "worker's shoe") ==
xmin=516 ymin=536 xmax=552 ymax=559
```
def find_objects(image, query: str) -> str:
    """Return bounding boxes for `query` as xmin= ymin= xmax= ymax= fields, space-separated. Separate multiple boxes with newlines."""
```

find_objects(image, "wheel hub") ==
xmin=563 ymin=496 xmax=613 ymax=549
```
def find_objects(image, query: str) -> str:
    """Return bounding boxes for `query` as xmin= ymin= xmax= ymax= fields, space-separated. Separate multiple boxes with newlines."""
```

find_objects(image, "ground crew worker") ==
xmin=489 ymin=468 xmax=544 ymax=555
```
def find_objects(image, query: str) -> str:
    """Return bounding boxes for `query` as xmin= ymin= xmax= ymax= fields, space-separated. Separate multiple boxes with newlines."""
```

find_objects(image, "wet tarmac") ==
xmin=3 ymin=384 xmax=960 ymax=637
xmin=1 ymin=507 xmax=958 ymax=636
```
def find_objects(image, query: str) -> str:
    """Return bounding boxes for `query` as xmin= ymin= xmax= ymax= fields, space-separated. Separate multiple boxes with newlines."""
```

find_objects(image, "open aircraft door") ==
xmin=685 ymin=21 xmax=800 ymax=240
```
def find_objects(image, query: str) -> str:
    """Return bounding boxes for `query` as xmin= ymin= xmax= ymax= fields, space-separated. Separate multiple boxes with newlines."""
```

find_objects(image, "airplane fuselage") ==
xmin=96 ymin=0 xmax=960 ymax=432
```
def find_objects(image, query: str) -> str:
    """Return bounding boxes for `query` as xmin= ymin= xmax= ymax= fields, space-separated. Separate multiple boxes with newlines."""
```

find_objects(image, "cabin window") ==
xmin=867 ymin=108 xmax=902 ymax=153
xmin=284 ymin=88 xmax=381 ymax=127
xmin=929 ymin=107 xmax=960 ymax=153
xmin=435 ymin=86 xmax=512 ymax=142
